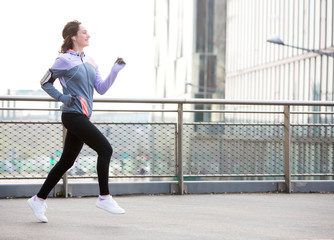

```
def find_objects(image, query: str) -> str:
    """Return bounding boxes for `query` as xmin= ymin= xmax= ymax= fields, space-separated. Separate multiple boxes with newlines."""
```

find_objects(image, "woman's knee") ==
xmin=56 ymin=158 xmax=75 ymax=170
xmin=106 ymin=144 xmax=113 ymax=156
xmin=98 ymin=144 xmax=113 ymax=158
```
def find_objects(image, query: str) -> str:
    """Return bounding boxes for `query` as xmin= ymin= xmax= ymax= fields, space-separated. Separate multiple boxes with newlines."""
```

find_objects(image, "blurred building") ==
xmin=154 ymin=0 xmax=333 ymax=124
xmin=153 ymin=0 xmax=227 ymax=121
xmin=225 ymin=0 xmax=334 ymax=123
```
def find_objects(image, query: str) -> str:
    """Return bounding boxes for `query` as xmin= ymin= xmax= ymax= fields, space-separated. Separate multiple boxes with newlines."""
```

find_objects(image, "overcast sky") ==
xmin=0 ymin=0 xmax=155 ymax=98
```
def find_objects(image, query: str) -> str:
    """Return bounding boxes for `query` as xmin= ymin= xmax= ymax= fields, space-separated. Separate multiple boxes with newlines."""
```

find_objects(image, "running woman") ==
xmin=27 ymin=20 xmax=126 ymax=223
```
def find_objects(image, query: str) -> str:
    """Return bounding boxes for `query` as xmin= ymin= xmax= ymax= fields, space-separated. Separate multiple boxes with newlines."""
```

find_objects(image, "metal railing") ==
xmin=1 ymin=96 xmax=334 ymax=194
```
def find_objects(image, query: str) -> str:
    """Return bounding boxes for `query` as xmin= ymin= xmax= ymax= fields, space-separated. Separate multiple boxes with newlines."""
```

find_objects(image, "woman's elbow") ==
xmin=95 ymin=87 xmax=107 ymax=95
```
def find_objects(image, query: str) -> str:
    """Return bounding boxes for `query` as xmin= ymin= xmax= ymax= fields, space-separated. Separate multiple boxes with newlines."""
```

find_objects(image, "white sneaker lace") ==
xmin=111 ymin=199 xmax=120 ymax=208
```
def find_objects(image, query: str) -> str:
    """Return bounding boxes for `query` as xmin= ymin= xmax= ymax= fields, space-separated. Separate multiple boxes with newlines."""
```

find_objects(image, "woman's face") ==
xmin=74 ymin=24 xmax=90 ymax=49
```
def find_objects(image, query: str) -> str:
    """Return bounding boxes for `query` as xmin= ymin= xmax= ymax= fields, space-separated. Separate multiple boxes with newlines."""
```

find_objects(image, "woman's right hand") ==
xmin=59 ymin=94 xmax=76 ymax=106
xmin=70 ymin=94 xmax=77 ymax=106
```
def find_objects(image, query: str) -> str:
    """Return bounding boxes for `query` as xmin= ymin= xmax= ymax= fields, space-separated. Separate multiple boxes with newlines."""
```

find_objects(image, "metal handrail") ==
xmin=1 ymin=108 xmax=333 ymax=115
xmin=1 ymin=95 xmax=334 ymax=106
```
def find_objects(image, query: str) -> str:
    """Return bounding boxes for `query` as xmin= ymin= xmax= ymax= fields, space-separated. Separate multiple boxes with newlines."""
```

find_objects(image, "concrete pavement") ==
xmin=0 ymin=193 xmax=333 ymax=240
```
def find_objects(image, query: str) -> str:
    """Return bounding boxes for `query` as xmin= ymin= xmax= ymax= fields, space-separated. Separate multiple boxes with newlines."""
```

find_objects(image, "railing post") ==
xmin=62 ymin=126 xmax=69 ymax=198
xmin=177 ymin=103 xmax=184 ymax=194
xmin=284 ymin=105 xmax=292 ymax=193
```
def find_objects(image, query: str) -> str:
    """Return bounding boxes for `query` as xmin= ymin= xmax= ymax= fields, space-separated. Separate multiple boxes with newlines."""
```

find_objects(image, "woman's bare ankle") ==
xmin=36 ymin=196 xmax=45 ymax=201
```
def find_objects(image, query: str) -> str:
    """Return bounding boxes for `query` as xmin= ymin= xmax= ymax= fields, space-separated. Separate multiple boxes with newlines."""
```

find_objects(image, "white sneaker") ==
xmin=27 ymin=195 xmax=48 ymax=223
xmin=96 ymin=196 xmax=125 ymax=214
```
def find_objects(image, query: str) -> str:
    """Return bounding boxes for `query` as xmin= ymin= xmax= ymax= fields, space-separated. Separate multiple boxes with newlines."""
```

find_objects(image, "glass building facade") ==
xmin=153 ymin=0 xmax=227 ymax=121
xmin=226 ymin=0 xmax=334 ymax=123
xmin=154 ymin=0 xmax=333 ymax=123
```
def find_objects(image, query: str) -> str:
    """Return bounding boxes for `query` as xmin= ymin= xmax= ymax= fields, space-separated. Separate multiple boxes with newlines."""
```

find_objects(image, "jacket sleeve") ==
xmin=94 ymin=62 xmax=125 ymax=95
xmin=42 ymin=82 xmax=73 ymax=106
xmin=41 ymin=57 xmax=73 ymax=106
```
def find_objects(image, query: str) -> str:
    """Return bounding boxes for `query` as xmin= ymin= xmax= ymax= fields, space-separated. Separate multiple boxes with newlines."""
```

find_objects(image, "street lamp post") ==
xmin=267 ymin=36 xmax=334 ymax=58
xmin=267 ymin=36 xmax=334 ymax=184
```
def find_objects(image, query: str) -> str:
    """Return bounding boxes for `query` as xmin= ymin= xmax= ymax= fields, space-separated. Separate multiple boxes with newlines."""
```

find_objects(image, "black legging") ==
xmin=37 ymin=113 xmax=112 ymax=199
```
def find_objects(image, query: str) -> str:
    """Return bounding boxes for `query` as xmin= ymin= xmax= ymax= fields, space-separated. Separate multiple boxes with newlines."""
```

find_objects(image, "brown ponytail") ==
xmin=60 ymin=20 xmax=81 ymax=53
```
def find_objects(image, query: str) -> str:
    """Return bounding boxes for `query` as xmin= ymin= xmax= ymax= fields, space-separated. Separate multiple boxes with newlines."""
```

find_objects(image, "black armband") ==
xmin=40 ymin=69 xmax=55 ymax=86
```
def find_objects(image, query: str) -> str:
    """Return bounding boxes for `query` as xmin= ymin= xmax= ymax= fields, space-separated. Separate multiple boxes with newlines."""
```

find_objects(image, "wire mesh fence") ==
xmin=291 ymin=125 xmax=334 ymax=178
xmin=182 ymin=123 xmax=334 ymax=180
xmin=0 ymin=122 xmax=63 ymax=178
xmin=0 ymin=122 xmax=177 ymax=179
xmin=183 ymin=124 xmax=285 ymax=178
xmin=1 ymin=122 xmax=333 ymax=180
xmin=76 ymin=123 xmax=177 ymax=178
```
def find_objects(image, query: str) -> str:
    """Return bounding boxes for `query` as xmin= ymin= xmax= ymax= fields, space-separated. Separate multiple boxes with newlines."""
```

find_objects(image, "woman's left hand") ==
xmin=115 ymin=58 xmax=126 ymax=65
xmin=111 ymin=57 xmax=126 ymax=74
